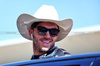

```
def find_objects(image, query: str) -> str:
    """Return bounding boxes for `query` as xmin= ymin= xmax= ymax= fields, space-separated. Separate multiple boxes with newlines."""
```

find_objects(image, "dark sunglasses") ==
xmin=35 ymin=26 xmax=60 ymax=37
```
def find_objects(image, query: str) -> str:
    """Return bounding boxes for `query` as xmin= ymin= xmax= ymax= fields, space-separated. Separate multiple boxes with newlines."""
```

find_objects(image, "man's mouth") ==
xmin=42 ymin=41 xmax=50 ymax=44
xmin=40 ymin=38 xmax=53 ymax=45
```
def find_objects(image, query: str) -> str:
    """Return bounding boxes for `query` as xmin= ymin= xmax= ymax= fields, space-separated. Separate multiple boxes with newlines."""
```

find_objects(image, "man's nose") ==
xmin=44 ymin=31 xmax=51 ymax=38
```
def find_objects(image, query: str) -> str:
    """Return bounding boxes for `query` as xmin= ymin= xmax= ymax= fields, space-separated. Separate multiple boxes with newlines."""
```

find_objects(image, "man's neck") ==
xmin=33 ymin=50 xmax=46 ymax=56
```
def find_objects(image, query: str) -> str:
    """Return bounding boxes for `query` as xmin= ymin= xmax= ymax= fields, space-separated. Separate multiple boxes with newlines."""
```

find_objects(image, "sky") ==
xmin=0 ymin=0 xmax=100 ymax=41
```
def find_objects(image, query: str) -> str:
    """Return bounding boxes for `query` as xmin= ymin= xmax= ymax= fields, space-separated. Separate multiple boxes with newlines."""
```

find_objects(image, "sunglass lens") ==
xmin=38 ymin=32 xmax=46 ymax=35
xmin=37 ymin=26 xmax=47 ymax=35
xmin=50 ymin=29 xmax=60 ymax=37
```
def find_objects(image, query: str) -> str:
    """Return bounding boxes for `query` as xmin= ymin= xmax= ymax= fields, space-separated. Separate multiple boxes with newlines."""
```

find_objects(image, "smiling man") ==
xmin=29 ymin=22 xmax=59 ymax=56
xmin=17 ymin=5 xmax=73 ymax=59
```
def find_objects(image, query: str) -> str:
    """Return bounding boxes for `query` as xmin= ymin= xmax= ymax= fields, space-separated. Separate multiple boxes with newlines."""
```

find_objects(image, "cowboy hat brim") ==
xmin=17 ymin=14 xmax=73 ymax=42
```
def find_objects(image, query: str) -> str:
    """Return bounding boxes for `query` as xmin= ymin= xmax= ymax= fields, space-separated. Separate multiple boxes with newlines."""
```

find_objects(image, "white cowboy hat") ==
xmin=17 ymin=5 xmax=73 ymax=42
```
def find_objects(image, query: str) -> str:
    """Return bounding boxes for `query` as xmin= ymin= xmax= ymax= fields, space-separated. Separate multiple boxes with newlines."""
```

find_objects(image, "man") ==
xmin=17 ymin=5 xmax=73 ymax=59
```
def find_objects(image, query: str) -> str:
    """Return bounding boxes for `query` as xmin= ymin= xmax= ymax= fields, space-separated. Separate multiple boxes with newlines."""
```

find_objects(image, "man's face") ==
xmin=32 ymin=22 xmax=59 ymax=54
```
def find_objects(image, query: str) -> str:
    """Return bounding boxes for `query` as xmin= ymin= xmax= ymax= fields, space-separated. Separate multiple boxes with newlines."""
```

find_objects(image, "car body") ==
xmin=1 ymin=52 xmax=100 ymax=66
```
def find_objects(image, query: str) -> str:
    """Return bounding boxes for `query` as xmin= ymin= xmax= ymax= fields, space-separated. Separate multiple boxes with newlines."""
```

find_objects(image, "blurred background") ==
xmin=0 ymin=0 xmax=100 ymax=65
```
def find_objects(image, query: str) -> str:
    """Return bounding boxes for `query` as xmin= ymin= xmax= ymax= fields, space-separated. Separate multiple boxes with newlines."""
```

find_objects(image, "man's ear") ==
xmin=29 ymin=29 xmax=33 ymax=38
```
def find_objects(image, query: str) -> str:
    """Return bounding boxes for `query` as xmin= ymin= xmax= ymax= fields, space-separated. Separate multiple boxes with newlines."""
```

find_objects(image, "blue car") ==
xmin=1 ymin=52 xmax=100 ymax=66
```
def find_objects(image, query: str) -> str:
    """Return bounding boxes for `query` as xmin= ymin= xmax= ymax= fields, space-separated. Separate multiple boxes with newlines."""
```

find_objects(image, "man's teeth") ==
xmin=43 ymin=41 xmax=49 ymax=43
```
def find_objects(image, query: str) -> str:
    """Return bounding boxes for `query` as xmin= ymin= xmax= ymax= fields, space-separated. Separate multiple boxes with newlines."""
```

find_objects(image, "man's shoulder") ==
xmin=39 ymin=48 xmax=71 ymax=59
xmin=54 ymin=48 xmax=71 ymax=56
xmin=31 ymin=47 xmax=71 ymax=60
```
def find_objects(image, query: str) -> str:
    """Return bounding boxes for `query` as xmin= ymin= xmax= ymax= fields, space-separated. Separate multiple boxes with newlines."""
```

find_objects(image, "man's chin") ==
xmin=41 ymin=47 xmax=49 ymax=52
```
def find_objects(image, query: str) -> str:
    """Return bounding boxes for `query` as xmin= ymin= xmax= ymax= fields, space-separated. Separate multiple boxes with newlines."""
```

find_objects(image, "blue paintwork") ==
xmin=1 ymin=52 xmax=100 ymax=66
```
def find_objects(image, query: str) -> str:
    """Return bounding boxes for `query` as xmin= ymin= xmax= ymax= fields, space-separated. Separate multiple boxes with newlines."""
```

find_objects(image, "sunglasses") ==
xmin=35 ymin=26 xmax=60 ymax=37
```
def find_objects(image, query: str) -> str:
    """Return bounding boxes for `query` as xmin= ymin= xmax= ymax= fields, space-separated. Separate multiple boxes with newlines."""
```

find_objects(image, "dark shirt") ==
xmin=33 ymin=55 xmax=40 ymax=59
xmin=31 ymin=47 xmax=70 ymax=60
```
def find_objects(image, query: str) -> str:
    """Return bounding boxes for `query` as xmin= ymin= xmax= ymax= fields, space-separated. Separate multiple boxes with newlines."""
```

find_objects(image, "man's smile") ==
xmin=42 ymin=41 xmax=50 ymax=44
xmin=41 ymin=39 xmax=52 ymax=45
